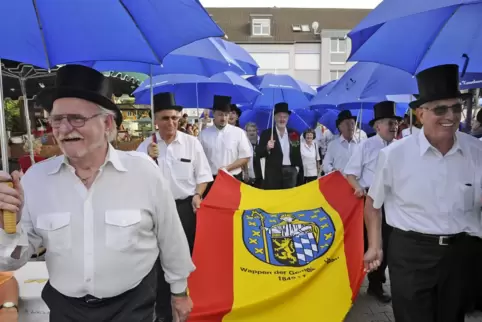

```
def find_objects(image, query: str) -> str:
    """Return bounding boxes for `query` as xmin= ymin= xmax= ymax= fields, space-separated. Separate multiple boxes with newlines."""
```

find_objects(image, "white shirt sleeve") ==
xmin=193 ymin=140 xmax=214 ymax=185
xmin=238 ymin=129 xmax=253 ymax=159
xmin=367 ymin=149 xmax=392 ymax=209
xmin=343 ymin=142 xmax=363 ymax=178
xmin=136 ymin=137 xmax=150 ymax=154
xmin=322 ymin=142 xmax=335 ymax=173
xmin=0 ymin=193 xmax=41 ymax=271
xmin=153 ymin=172 xmax=195 ymax=293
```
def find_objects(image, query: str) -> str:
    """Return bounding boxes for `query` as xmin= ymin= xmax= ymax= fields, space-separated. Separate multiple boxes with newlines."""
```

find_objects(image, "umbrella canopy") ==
xmin=2 ymin=0 xmax=224 ymax=68
xmin=247 ymin=74 xmax=311 ymax=110
xmin=316 ymin=80 xmax=336 ymax=93
xmin=348 ymin=0 xmax=482 ymax=74
xmin=133 ymin=72 xmax=260 ymax=108
xmin=213 ymin=39 xmax=259 ymax=76
xmin=239 ymin=108 xmax=318 ymax=133
xmin=81 ymin=37 xmax=244 ymax=77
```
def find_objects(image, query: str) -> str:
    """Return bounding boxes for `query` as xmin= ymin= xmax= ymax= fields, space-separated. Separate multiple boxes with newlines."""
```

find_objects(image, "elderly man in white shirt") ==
xmin=344 ymin=101 xmax=401 ymax=303
xmin=137 ymin=92 xmax=213 ymax=322
xmin=199 ymin=95 xmax=252 ymax=197
xmin=323 ymin=110 xmax=358 ymax=174
xmin=364 ymin=64 xmax=482 ymax=322
xmin=0 ymin=65 xmax=194 ymax=322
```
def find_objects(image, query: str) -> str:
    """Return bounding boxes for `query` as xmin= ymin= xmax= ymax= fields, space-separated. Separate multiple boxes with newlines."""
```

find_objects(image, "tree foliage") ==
xmin=4 ymin=98 xmax=22 ymax=132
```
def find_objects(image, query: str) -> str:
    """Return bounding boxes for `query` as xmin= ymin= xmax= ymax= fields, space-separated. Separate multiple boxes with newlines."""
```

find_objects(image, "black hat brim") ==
xmin=336 ymin=116 xmax=357 ymax=128
xmin=409 ymin=92 xmax=472 ymax=109
xmin=368 ymin=116 xmax=402 ymax=127
xmin=36 ymin=86 xmax=123 ymax=128
xmin=274 ymin=110 xmax=291 ymax=115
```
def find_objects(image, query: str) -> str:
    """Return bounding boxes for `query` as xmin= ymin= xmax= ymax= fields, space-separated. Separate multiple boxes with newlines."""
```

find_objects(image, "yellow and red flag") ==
xmin=189 ymin=171 xmax=365 ymax=322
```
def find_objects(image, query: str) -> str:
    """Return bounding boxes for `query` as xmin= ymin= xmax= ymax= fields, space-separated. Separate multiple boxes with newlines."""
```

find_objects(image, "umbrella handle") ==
xmin=3 ymin=182 xmax=16 ymax=234
xmin=151 ymin=133 xmax=159 ymax=165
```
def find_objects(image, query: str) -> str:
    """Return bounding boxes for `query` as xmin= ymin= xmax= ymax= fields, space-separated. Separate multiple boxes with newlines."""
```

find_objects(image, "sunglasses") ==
xmin=424 ymin=103 xmax=463 ymax=116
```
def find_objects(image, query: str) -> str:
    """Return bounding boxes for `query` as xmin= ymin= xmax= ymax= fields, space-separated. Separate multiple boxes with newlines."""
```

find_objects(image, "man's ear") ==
xmin=415 ymin=108 xmax=424 ymax=125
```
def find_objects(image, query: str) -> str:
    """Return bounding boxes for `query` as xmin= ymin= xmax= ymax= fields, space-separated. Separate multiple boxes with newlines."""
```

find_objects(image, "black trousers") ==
xmin=464 ymin=235 xmax=482 ymax=312
xmin=42 ymin=261 xmax=159 ymax=322
xmin=204 ymin=173 xmax=243 ymax=198
xmin=281 ymin=166 xmax=297 ymax=189
xmin=304 ymin=176 xmax=317 ymax=184
xmin=363 ymin=204 xmax=391 ymax=286
xmin=388 ymin=228 xmax=467 ymax=322
xmin=156 ymin=196 xmax=196 ymax=322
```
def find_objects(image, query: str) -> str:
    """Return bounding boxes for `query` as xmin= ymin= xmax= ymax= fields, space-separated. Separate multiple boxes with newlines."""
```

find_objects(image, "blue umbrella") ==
xmin=347 ymin=0 xmax=482 ymax=74
xmin=239 ymin=108 xmax=317 ymax=133
xmin=80 ymin=37 xmax=244 ymax=77
xmin=3 ymin=0 xmax=224 ymax=68
xmin=295 ymin=80 xmax=317 ymax=100
xmin=213 ymin=39 xmax=259 ymax=75
xmin=247 ymin=74 xmax=311 ymax=110
xmin=133 ymin=72 xmax=260 ymax=107
xmin=316 ymin=80 xmax=336 ymax=93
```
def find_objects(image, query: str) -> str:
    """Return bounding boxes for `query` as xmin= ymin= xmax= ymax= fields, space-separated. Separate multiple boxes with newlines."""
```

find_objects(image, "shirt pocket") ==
xmin=105 ymin=210 xmax=141 ymax=252
xmin=36 ymin=213 xmax=71 ymax=255
xmin=171 ymin=160 xmax=193 ymax=180
xmin=460 ymin=184 xmax=475 ymax=213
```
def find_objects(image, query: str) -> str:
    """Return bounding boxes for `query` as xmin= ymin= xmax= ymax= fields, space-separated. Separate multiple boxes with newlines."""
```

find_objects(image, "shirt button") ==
xmin=86 ymin=278 xmax=91 ymax=283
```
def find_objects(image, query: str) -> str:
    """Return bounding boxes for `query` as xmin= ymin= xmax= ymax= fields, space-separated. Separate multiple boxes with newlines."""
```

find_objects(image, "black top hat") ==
xmin=35 ymin=64 xmax=123 ymax=128
xmin=230 ymin=104 xmax=242 ymax=117
xmin=369 ymin=101 xmax=402 ymax=126
xmin=336 ymin=110 xmax=357 ymax=128
xmin=212 ymin=95 xmax=232 ymax=112
xmin=274 ymin=102 xmax=291 ymax=115
xmin=153 ymin=92 xmax=182 ymax=113
xmin=409 ymin=64 xmax=472 ymax=109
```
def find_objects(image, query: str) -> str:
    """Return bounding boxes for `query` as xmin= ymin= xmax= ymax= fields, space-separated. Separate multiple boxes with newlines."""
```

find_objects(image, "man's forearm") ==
xmin=0 ymin=277 xmax=18 ymax=304
xmin=364 ymin=196 xmax=382 ymax=250
xmin=225 ymin=158 xmax=249 ymax=172
xmin=346 ymin=175 xmax=363 ymax=190
xmin=195 ymin=183 xmax=208 ymax=196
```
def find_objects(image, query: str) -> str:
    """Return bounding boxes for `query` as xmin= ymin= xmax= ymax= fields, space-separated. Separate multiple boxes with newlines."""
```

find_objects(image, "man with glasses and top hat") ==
xmin=323 ymin=110 xmax=359 ymax=175
xmin=199 ymin=95 xmax=252 ymax=197
xmin=256 ymin=102 xmax=304 ymax=190
xmin=0 ymin=65 xmax=195 ymax=322
xmin=136 ymin=92 xmax=213 ymax=322
xmin=364 ymin=64 xmax=482 ymax=322
xmin=344 ymin=100 xmax=401 ymax=303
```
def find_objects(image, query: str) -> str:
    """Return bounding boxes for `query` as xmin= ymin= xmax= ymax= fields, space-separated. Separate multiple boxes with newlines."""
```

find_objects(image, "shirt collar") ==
xmin=375 ymin=134 xmax=393 ymax=146
xmin=418 ymin=127 xmax=464 ymax=157
xmin=158 ymin=131 xmax=183 ymax=145
xmin=48 ymin=143 xmax=127 ymax=175
xmin=338 ymin=135 xmax=356 ymax=144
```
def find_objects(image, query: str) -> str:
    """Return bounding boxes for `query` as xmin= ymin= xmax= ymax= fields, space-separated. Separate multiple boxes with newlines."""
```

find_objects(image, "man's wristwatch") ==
xmin=0 ymin=302 xmax=18 ymax=311
xmin=193 ymin=193 xmax=202 ymax=199
xmin=171 ymin=289 xmax=188 ymax=297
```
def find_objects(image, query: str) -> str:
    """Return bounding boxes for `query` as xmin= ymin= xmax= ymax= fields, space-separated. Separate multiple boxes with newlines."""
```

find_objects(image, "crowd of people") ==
xmin=0 ymin=62 xmax=481 ymax=322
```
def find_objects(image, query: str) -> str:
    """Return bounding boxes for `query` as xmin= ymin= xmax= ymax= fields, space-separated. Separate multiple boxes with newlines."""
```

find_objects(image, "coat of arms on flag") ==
xmin=242 ymin=208 xmax=336 ymax=267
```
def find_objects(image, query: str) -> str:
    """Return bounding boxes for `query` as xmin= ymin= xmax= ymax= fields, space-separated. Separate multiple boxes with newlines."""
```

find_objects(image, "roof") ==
xmin=207 ymin=7 xmax=371 ymax=44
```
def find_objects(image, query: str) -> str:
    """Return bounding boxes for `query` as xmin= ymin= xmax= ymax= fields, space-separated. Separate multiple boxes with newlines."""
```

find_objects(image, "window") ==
xmin=330 ymin=70 xmax=346 ymax=80
xmin=292 ymin=25 xmax=302 ymax=32
xmin=250 ymin=53 xmax=290 ymax=70
xmin=252 ymin=19 xmax=271 ymax=36
xmin=295 ymin=54 xmax=320 ymax=70
xmin=301 ymin=25 xmax=310 ymax=32
xmin=330 ymin=38 xmax=347 ymax=64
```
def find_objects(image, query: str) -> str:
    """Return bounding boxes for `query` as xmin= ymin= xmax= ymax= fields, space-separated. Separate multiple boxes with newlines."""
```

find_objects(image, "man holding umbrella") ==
xmin=344 ymin=101 xmax=401 ymax=303
xmin=0 ymin=65 xmax=194 ymax=322
xmin=136 ymin=91 xmax=213 ymax=322
xmin=364 ymin=64 xmax=482 ymax=322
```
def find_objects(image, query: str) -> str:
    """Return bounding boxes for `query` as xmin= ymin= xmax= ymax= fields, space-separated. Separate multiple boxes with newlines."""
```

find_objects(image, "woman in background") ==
xmin=301 ymin=129 xmax=320 ymax=183
xmin=18 ymin=138 xmax=45 ymax=173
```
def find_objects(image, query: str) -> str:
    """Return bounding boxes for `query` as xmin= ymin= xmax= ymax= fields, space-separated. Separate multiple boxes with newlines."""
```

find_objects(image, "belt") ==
xmin=175 ymin=196 xmax=193 ymax=205
xmin=282 ymin=165 xmax=294 ymax=168
xmin=393 ymin=227 xmax=466 ymax=246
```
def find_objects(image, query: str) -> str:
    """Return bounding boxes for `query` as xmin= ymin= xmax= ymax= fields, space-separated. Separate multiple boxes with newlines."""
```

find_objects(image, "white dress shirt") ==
xmin=276 ymin=127 xmax=291 ymax=166
xmin=0 ymin=145 xmax=194 ymax=298
xmin=323 ymin=135 xmax=358 ymax=174
xmin=368 ymin=129 xmax=482 ymax=236
xmin=247 ymin=139 xmax=259 ymax=179
xmin=344 ymin=134 xmax=393 ymax=189
xmin=199 ymin=124 xmax=252 ymax=176
xmin=301 ymin=142 xmax=320 ymax=177
xmin=316 ymin=127 xmax=334 ymax=156
xmin=402 ymin=126 xmax=421 ymax=138
xmin=137 ymin=131 xmax=213 ymax=200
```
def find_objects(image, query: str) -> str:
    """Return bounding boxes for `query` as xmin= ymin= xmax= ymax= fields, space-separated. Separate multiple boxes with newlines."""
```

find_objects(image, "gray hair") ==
xmin=245 ymin=122 xmax=257 ymax=131
xmin=98 ymin=105 xmax=118 ymax=142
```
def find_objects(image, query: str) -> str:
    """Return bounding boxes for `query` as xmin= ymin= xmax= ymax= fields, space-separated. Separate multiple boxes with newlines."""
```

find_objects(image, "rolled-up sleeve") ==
xmin=238 ymin=130 xmax=253 ymax=159
xmin=368 ymin=150 xmax=392 ymax=209
xmin=343 ymin=143 xmax=363 ymax=178
xmin=193 ymin=140 xmax=213 ymax=184
xmin=0 ymin=194 xmax=40 ymax=271
xmin=153 ymin=172 xmax=195 ymax=293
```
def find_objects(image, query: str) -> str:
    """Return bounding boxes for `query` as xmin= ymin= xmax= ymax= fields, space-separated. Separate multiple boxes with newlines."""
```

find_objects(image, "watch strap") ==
xmin=171 ymin=289 xmax=188 ymax=297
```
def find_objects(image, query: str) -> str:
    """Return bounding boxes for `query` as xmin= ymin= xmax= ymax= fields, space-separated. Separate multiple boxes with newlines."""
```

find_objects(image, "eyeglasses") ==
xmin=424 ymin=103 xmax=463 ymax=116
xmin=156 ymin=115 xmax=180 ymax=122
xmin=48 ymin=113 xmax=103 ymax=128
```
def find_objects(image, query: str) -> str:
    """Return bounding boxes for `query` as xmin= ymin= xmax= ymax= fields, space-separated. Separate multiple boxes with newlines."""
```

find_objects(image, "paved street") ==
xmin=345 ymin=277 xmax=482 ymax=322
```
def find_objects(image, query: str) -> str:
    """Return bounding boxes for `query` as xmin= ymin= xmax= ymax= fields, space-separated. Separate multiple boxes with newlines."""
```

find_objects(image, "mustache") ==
xmin=58 ymin=133 xmax=84 ymax=141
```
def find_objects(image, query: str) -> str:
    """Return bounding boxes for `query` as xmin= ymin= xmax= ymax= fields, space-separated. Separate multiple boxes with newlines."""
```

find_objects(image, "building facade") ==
xmin=207 ymin=7 xmax=370 ymax=88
